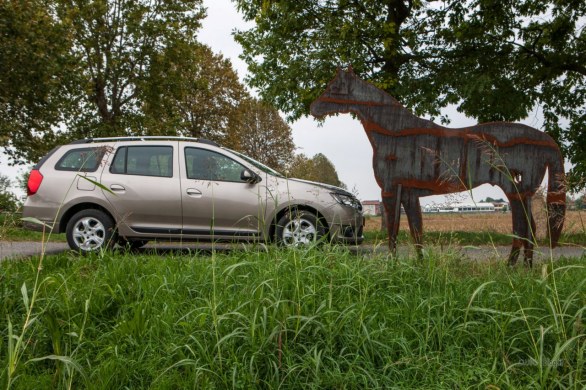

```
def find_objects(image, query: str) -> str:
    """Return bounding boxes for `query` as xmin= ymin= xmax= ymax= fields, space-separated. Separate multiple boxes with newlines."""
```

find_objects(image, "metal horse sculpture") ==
xmin=311 ymin=67 xmax=566 ymax=265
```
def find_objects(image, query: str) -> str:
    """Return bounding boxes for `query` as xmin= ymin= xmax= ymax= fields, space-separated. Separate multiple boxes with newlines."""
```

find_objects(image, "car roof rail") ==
xmin=70 ymin=136 xmax=220 ymax=147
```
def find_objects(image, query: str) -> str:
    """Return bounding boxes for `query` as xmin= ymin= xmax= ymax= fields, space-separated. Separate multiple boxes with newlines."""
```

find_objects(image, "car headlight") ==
xmin=331 ymin=192 xmax=362 ymax=211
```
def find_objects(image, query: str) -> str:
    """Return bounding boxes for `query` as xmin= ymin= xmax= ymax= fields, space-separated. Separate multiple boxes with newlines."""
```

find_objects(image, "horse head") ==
xmin=310 ymin=66 xmax=401 ymax=120
xmin=310 ymin=67 xmax=357 ymax=118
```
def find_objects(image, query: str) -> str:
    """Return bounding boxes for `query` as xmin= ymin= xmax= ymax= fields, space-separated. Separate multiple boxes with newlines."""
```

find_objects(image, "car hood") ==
xmin=287 ymin=178 xmax=355 ymax=197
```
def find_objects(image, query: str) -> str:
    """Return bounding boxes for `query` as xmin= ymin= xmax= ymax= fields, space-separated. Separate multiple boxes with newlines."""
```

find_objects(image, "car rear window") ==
xmin=110 ymin=146 xmax=173 ymax=177
xmin=55 ymin=147 xmax=105 ymax=172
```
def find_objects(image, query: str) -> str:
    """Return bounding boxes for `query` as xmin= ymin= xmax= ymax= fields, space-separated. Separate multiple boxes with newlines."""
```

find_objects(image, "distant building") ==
xmin=362 ymin=200 xmax=382 ymax=216
xmin=423 ymin=202 xmax=503 ymax=213
xmin=492 ymin=202 xmax=509 ymax=212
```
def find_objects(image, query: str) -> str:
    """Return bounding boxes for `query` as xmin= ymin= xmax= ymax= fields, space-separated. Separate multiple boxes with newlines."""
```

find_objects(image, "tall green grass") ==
xmin=1 ymin=246 xmax=584 ymax=389
xmin=0 ymin=213 xmax=65 ymax=242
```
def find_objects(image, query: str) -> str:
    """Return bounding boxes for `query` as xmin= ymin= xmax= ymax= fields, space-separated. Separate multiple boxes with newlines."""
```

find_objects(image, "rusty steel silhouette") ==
xmin=311 ymin=67 xmax=566 ymax=266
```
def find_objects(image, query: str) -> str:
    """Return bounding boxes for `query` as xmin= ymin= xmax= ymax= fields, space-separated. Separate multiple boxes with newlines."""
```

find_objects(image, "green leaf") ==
xmin=77 ymin=174 xmax=115 ymax=195
xmin=20 ymin=217 xmax=53 ymax=229
xmin=20 ymin=282 xmax=29 ymax=311
xmin=27 ymin=355 xmax=88 ymax=383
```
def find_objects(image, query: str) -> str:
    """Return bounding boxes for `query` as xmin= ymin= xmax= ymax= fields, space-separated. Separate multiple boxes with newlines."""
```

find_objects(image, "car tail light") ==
xmin=27 ymin=169 xmax=44 ymax=196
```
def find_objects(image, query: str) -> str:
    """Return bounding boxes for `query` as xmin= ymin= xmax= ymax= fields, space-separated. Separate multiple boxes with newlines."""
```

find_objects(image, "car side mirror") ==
xmin=241 ymin=169 xmax=261 ymax=184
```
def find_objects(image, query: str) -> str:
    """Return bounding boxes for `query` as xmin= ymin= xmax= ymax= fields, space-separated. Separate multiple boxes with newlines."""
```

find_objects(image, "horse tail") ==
xmin=546 ymin=151 xmax=566 ymax=248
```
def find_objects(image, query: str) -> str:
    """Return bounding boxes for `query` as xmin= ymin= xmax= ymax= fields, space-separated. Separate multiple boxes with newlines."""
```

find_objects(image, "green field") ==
xmin=1 ymin=244 xmax=584 ymax=389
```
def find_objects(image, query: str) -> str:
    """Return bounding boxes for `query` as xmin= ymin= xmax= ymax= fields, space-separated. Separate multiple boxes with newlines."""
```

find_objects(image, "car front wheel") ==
xmin=275 ymin=210 xmax=326 ymax=247
xmin=66 ymin=209 xmax=116 ymax=254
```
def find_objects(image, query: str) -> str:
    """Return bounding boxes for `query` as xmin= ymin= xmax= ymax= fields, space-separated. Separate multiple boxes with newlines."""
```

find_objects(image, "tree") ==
xmin=141 ymin=42 xmax=246 ymax=142
xmin=0 ymin=0 xmax=76 ymax=163
xmin=1 ymin=0 xmax=206 ymax=164
xmin=1 ymin=0 xmax=298 ymax=172
xmin=143 ymin=48 xmax=296 ymax=170
xmin=286 ymin=154 xmax=311 ymax=179
xmin=0 ymin=174 xmax=18 ymax=212
xmin=234 ymin=0 xmax=433 ymax=121
xmin=431 ymin=0 xmax=586 ymax=190
xmin=575 ymin=196 xmax=585 ymax=210
xmin=233 ymin=0 xmax=586 ymax=190
xmin=482 ymin=197 xmax=505 ymax=203
xmin=286 ymin=153 xmax=346 ymax=188
xmin=53 ymin=0 xmax=206 ymax=136
xmin=228 ymin=97 xmax=295 ymax=172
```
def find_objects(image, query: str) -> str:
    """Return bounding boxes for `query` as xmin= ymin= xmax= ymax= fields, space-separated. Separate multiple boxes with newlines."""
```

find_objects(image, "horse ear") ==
xmin=347 ymin=65 xmax=355 ymax=74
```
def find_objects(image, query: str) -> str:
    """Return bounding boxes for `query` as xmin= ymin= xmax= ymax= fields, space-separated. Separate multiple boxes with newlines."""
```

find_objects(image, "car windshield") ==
xmin=223 ymin=148 xmax=285 ymax=178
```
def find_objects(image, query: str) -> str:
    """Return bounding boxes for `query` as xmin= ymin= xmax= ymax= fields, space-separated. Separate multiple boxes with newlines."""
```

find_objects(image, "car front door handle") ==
xmin=110 ymin=184 xmax=126 ymax=192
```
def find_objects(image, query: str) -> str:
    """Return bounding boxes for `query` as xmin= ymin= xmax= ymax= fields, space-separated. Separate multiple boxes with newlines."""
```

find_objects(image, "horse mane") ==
xmin=338 ymin=67 xmax=401 ymax=107
xmin=333 ymin=67 xmax=435 ymax=130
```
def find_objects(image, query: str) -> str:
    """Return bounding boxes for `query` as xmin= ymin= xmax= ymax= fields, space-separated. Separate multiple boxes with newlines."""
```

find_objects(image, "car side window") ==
xmin=55 ymin=147 xmax=105 ymax=172
xmin=185 ymin=148 xmax=246 ymax=182
xmin=110 ymin=146 xmax=173 ymax=177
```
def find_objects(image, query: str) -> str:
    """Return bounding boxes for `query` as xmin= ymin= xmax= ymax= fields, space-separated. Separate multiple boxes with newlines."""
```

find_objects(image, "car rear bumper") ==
xmin=21 ymin=219 xmax=56 ymax=233
xmin=22 ymin=198 xmax=61 ymax=233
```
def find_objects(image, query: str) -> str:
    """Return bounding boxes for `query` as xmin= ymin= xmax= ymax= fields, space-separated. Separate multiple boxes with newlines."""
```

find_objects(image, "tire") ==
xmin=275 ymin=210 xmax=326 ymax=247
xmin=66 ymin=209 xmax=116 ymax=254
xmin=118 ymin=238 xmax=149 ymax=250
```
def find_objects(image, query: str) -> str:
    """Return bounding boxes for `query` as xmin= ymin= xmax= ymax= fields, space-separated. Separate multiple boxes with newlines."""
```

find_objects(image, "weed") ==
xmin=1 ymin=247 xmax=584 ymax=388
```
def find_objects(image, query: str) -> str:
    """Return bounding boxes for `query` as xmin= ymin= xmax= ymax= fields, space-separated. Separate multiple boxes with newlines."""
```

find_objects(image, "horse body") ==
xmin=311 ymin=68 xmax=566 ymax=265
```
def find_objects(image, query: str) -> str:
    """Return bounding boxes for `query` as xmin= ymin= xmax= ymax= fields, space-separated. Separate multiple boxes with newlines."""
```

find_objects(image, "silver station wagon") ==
xmin=23 ymin=137 xmax=364 ymax=253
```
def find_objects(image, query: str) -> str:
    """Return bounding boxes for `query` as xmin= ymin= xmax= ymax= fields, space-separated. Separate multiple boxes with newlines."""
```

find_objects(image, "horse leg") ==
xmin=508 ymin=198 xmax=527 ymax=266
xmin=382 ymin=186 xmax=402 ymax=255
xmin=401 ymin=190 xmax=423 ymax=259
xmin=522 ymin=197 xmax=536 ymax=268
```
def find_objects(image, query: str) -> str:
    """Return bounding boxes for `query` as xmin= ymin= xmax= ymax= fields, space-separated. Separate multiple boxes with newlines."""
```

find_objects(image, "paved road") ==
xmin=1 ymin=240 xmax=584 ymax=262
xmin=0 ymin=241 xmax=232 ymax=260
xmin=1 ymin=241 xmax=71 ymax=260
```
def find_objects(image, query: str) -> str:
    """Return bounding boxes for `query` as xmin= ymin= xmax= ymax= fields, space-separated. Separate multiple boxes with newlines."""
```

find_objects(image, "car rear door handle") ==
xmin=186 ymin=188 xmax=202 ymax=197
xmin=110 ymin=184 xmax=126 ymax=192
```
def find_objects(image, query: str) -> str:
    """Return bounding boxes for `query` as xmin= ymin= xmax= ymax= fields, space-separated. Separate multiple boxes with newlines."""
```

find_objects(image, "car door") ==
xmin=101 ymin=143 xmax=182 ymax=234
xmin=180 ymin=146 xmax=267 ymax=239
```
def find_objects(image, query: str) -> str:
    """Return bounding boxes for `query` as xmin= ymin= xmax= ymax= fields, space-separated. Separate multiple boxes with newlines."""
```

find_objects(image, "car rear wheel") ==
xmin=275 ymin=210 xmax=326 ymax=247
xmin=66 ymin=209 xmax=116 ymax=254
